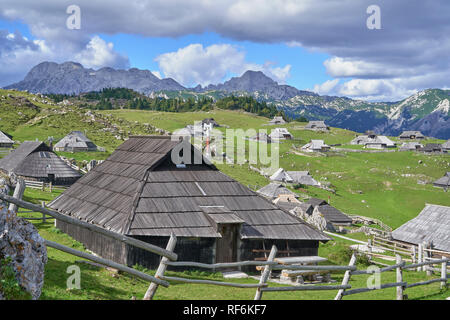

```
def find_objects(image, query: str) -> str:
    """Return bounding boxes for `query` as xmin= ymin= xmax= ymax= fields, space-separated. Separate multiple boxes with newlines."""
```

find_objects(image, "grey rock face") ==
xmin=0 ymin=187 xmax=48 ymax=300
xmin=194 ymin=70 xmax=317 ymax=100
xmin=5 ymin=61 xmax=185 ymax=95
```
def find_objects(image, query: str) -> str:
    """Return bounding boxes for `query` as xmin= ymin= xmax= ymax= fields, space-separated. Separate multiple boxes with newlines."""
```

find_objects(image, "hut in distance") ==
xmin=54 ymin=131 xmax=98 ymax=152
xmin=0 ymin=130 xmax=14 ymax=148
xmin=305 ymin=121 xmax=329 ymax=131
xmin=0 ymin=141 xmax=81 ymax=185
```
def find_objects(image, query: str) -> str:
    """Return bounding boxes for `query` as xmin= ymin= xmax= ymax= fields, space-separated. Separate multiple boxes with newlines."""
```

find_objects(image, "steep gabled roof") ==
xmin=433 ymin=172 xmax=450 ymax=188
xmin=49 ymin=136 xmax=329 ymax=241
xmin=257 ymin=182 xmax=298 ymax=199
xmin=392 ymin=204 xmax=450 ymax=252
xmin=315 ymin=205 xmax=352 ymax=224
xmin=399 ymin=131 xmax=425 ymax=138
xmin=0 ymin=141 xmax=48 ymax=172
xmin=307 ymin=198 xmax=328 ymax=207
xmin=441 ymin=139 xmax=450 ymax=149
xmin=54 ymin=131 xmax=97 ymax=150
xmin=0 ymin=130 xmax=14 ymax=144
xmin=305 ymin=121 xmax=328 ymax=129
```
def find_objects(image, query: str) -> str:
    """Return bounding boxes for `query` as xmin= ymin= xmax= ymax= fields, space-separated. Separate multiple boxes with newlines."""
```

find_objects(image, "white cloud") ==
xmin=311 ymin=79 xmax=339 ymax=95
xmin=74 ymin=36 xmax=128 ymax=69
xmin=156 ymin=43 xmax=291 ymax=87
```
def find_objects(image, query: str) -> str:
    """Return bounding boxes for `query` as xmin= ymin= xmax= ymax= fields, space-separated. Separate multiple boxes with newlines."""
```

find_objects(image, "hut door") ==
xmin=48 ymin=174 xmax=55 ymax=184
xmin=216 ymin=224 xmax=238 ymax=264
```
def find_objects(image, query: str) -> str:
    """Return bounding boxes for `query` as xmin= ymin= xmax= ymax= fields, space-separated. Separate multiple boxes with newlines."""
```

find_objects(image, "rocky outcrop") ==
xmin=5 ymin=61 xmax=185 ymax=95
xmin=0 ymin=180 xmax=47 ymax=300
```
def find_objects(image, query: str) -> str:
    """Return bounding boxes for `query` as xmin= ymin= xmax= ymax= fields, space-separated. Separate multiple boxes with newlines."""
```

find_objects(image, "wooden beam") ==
xmin=441 ymin=261 xmax=447 ymax=290
xmin=8 ymin=178 xmax=25 ymax=214
xmin=143 ymin=234 xmax=177 ymax=300
xmin=45 ymin=240 xmax=169 ymax=287
xmin=261 ymin=284 xmax=351 ymax=292
xmin=254 ymin=245 xmax=277 ymax=300
xmin=396 ymin=255 xmax=404 ymax=300
xmin=0 ymin=193 xmax=178 ymax=261
xmin=164 ymin=260 xmax=277 ymax=269
xmin=335 ymin=253 xmax=356 ymax=300
xmin=159 ymin=276 xmax=266 ymax=288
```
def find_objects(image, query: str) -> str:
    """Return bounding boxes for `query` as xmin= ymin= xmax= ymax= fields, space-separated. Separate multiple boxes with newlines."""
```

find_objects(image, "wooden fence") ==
xmin=0 ymin=181 xmax=178 ymax=296
xmin=23 ymin=179 xmax=69 ymax=192
xmin=1 ymin=182 xmax=448 ymax=300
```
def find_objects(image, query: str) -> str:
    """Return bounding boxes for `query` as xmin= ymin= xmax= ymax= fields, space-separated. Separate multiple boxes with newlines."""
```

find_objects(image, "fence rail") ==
xmin=1 ymin=181 xmax=448 ymax=300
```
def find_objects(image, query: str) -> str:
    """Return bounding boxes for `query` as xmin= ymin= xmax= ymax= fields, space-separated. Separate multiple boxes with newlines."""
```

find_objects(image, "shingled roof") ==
xmin=256 ymin=182 xmax=298 ymax=199
xmin=54 ymin=131 xmax=97 ymax=151
xmin=315 ymin=205 xmax=352 ymax=224
xmin=392 ymin=204 xmax=450 ymax=252
xmin=433 ymin=172 xmax=450 ymax=189
xmin=0 ymin=130 xmax=14 ymax=145
xmin=0 ymin=141 xmax=81 ymax=181
xmin=49 ymin=136 xmax=329 ymax=241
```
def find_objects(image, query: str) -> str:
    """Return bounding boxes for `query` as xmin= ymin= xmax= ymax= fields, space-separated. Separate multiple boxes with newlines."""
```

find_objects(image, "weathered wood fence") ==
xmin=23 ymin=179 xmax=69 ymax=192
xmin=0 ymin=181 xmax=178 ymax=296
xmin=2 ymin=181 xmax=448 ymax=300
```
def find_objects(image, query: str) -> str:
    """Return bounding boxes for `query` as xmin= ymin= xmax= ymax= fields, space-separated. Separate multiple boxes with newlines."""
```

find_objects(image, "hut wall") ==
xmin=127 ymin=236 xmax=216 ymax=270
xmin=56 ymin=220 xmax=128 ymax=265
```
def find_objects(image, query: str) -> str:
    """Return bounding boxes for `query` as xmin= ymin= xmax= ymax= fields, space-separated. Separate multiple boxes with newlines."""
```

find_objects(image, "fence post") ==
xmin=49 ymin=182 xmax=52 ymax=193
xmin=42 ymin=181 xmax=45 ymax=191
xmin=441 ymin=260 xmax=448 ymax=290
xmin=425 ymin=242 xmax=432 ymax=276
xmin=335 ymin=253 xmax=357 ymax=300
xmin=143 ymin=233 xmax=177 ymax=300
xmin=396 ymin=255 xmax=404 ymax=300
xmin=8 ymin=178 xmax=26 ymax=214
xmin=41 ymin=201 xmax=46 ymax=223
xmin=412 ymin=246 xmax=416 ymax=264
xmin=254 ymin=245 xmax=277 ymax=300
xmin=417 ymin=243 xmax=423 ymax=272
xmin=367 ymin=239 xmax=372 ymax=261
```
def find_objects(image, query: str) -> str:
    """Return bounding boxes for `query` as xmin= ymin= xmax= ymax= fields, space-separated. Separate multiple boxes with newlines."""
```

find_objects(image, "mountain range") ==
xmin=4 ymin=61 xmax=450 ymax=139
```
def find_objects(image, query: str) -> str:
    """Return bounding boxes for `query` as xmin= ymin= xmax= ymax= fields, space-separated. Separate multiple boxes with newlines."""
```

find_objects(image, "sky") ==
xmin=0 ymin=0 xmax=449 ymax=102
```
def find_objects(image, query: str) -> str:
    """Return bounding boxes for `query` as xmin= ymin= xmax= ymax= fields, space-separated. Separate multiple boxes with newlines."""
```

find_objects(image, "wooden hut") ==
xmin=53 ymin=131 xmax=98 ymax=152
xmin=301 ymin=140 xmax=330 ymax=152
xmin=48 ymin=136 xmax=330 ymax=269
xmin=268 ymin=116 xmax=287 ymax=125
xmin=256 ymin=182 xmax=298 ymax=199
xmin=399 ymin=131 xmax=425 ymax=140
xmin=304 ymin=121 xmax=329 ymax=131
xmin=0 ymin=141 xmax=81 ymax=185
xmin=392 ymin=204 xmax=450 ymax=253
xmin=433 ymin=172 xmax=450 ymax=191
xmin=0 ymin=131 xmax=14 ymax=148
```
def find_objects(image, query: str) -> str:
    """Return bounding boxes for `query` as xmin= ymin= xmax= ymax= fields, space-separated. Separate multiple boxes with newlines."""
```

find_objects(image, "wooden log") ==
xmin=261 ymin=284 xmax=351 ymax=292
xmin=45 ymin=239 xmax=169 ymax=287
xmin=418 ymin=243 xmax=423 ymax=272
xmin=143 ymin=234 xmax=177 ymax=300
xmin=405 ymin=278 xmax=446 ymax=289
xmin=441 ymin=261 xmax=448 ymax=290
xmin=343 ymin=282 xmax=407 ymax=296
xmin=0 ymin=193 xmax=178 ymax=261
xmin=273 ymin=265 xmax=356 ymax=271
xmin=159 ymin=276 xmax=266 ymax=288
xmin=396 ymin=255 xmax=404 ymax=300
xmin=403 ymin=258 xmax=449 ymax=270
xmin=8 ymin=178 xmax=26 ymax=214
xmin=41 ymin=201 xmax=46 ymax=223
xmin=165 ymin=260 xmax=277 ymax=269
xmin=255 ymin=245 xmax=277 ymax=300
xmin=425 ymin=242 xmax=433 ymax=276
xmin=281 ymin=270 xmax=329 ymax=277
xmin=351 ymin=261 xmax=405 ymax=275
xmin=335 ymin=253 xmax=356 ymax=300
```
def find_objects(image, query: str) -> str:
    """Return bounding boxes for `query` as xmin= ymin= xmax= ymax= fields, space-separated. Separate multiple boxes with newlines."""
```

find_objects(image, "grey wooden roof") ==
xmin=443 ymin=140 xmax=450 ymax=149
xmin=0 ymin=130 xmax=14 ymax=144
xmin=399 ymin=131 xmax=425 ymax=138
xmin=54 ymin=131 xmax=97 ymax=150
xmin=305 ymin=121 xmax=328 ymax=129
xmin=256 ymin=182 xmax=298 ymax=199
xmin=392 ymin=204 xmax=450 ymax=252
xmin=315 ymin=205 xmax=352 ymax=224
xmin=433 ymin=172 xmax=450 ymax=188
xmin=0 ymin=141 xmax=81 ymax=179
xmin=49 ymin=136 xmax=329 ymax=241
xmin=307 ymin=198 xmax=328 ymax=207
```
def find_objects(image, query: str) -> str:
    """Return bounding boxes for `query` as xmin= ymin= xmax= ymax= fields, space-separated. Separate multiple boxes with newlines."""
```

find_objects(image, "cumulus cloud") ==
xmin=74 ymin=36 xmax=128 ymax=69
xmin=156 ymin=43 xmax=291 ymax=87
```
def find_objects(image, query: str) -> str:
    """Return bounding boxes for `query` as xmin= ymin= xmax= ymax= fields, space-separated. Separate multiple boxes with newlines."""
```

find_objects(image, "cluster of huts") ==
xmin=350 ymin=131 xmax=396 ymax=149
xmin=172 ymin=118 xmax=220 ymax=138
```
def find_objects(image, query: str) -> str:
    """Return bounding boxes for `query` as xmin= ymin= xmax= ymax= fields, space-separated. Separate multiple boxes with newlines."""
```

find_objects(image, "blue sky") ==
xmin=0 ymin=1 xmax=448 ymax=101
